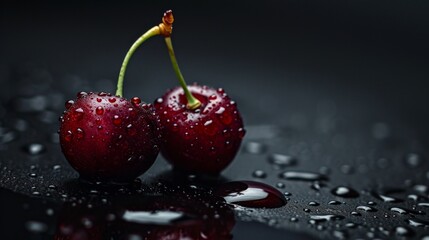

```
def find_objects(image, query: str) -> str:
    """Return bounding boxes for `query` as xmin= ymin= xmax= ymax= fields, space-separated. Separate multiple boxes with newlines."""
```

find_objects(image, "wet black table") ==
xmin=1 ymin=1 xmax=429 ymax=239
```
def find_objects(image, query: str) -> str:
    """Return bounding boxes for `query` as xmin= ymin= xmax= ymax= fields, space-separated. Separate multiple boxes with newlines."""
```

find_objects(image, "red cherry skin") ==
xmin=154 ymin=84 xmax=245 ymax=174
xmin=59 ymin=92 xmax=160 ymax=182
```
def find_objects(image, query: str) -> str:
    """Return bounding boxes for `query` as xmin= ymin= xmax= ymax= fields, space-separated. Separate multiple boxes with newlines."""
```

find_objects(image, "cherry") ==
xmin=58 ymin=11 xmax=176 ymax=182
xmin=154 ymin=11 xmax=245 ymax=174
xmin=59 ymin=93 xmax=160 ymax=182
xmin=154 ymin=85 xmax=244 ymax=174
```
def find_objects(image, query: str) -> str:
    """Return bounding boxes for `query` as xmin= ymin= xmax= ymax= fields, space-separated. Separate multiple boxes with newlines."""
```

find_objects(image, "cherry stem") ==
xmin=116 ymin=26 xmax=160 ymax=97
xmin=116 ymin=10 xmax=175 ymax=97
xmin=116 ymin=9 xmax=201 ymax=110
xmin=164 ymin=37 xmax=201 ymax=110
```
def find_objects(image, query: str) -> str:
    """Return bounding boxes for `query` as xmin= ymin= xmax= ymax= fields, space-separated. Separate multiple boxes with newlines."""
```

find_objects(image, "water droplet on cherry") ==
xmin=96 ymin=106 xmax=104 ymax=115
xmin=113 ymin=115 xmax=121 ymax=126
xmin=76 ymin=128 xmax=85 ymax=139
xmin=65 ymin=100 xmax=74 ymax=109
xmin=131 ymin=97 xmax=141 ymax=106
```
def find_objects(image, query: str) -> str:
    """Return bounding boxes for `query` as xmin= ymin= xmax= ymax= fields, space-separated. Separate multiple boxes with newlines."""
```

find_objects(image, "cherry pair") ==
xmin=59 ymin=10 xmax=245 ymax=183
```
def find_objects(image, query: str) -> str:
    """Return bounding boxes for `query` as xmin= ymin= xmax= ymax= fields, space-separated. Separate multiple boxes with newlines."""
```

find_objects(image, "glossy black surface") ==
xmin=1 ymin=1 xmax=429 ymax=239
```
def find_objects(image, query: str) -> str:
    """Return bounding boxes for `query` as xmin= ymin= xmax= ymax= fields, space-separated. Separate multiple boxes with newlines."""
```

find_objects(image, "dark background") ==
xmin=1 ymin=1 xmax=429 ymax=239
xmin=1 ymin=0 xmax=429 ymax=140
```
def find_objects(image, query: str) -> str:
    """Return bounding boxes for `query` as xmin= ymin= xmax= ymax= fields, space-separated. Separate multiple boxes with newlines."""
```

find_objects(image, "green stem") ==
xmin=116 ymin=26 xmax=161 ymax=97
xmin=164 ymin=37 xmax=201 ymax=109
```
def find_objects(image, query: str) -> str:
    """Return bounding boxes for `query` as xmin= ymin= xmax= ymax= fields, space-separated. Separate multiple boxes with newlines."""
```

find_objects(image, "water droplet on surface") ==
xmin=127 ymin=234 xmax=143 ymax=240
xmin=122 ymin=210 xmax=190 ymax=225
xmin=244 ymin=141 xmax=267 ymax=154
xmin=310 ymin=214 xmax=345 ymax=222
xmin=0 ymin=128 xmax=16 ymax=145
xmin=252 ymin=170 xmax=267 ymax=178
xmin=413 ymin=184 xmax=428 ymax=194
xmin=308 ymin=201 xmax=319 ymax=206
xmin=279 ymin=171 xmax=327 ymax=181
xmin=310 ymin=181 xmax=326 ymax=191
xmin=417 ymin=202 xmax=429 ymax=207
xmin=215 ymin=181 xmax=287 ymax=208
xmin=394 ymin=226 xmax=414 ymax=237
xmin=406 ymin=218 xmax=429 ymax=227
xmin=356 ymin=206 xmax=377 ymax=212
xmin=23 ymin=143 xmax=46 ymax=155
xmin=333 ymin=230 xmax=348 ymax=239
xmin=276 ymin=182 xmax=285 ymax=189
xmin=25 ymin=221 xmax=48 ymax=233
xmin=29 ymin=173 xmax=37 ymax=177
xmin=390 ymin=207 xmax=408 ymax=214
xmin=267 ymin=154 xmax=296 ymax=168
xmin=81 ymin=217 xmax=93 ymax=228
xmin=371 ymin=192 xmax=402 ymax=203
xmin=328 ymin=200 xmax=341 ymax=205
xmin=405 ymin=153 xmax=422 ymax=168
xmin=345 ymin=222 xmax=356 ymax=228
xmin=46 ymin=208 xmax=54 ymax=216
xmin=350 ymin=211 xmax=361 ymax=216
xmin=331 ymin=186 xmax=359 ymax=198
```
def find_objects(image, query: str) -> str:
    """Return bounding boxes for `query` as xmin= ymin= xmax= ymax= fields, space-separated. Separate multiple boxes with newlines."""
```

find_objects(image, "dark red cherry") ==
xmin=154 ymin=84 xmax=245 ymax=174
xmin=59 ymin=92 xmax=160 ymax=182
